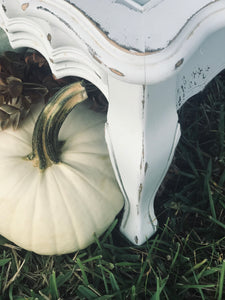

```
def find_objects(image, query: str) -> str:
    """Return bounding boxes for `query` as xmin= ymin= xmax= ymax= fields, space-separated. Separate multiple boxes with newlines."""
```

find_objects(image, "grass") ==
xmin=0 ymin=70 xmax=225 ymax=299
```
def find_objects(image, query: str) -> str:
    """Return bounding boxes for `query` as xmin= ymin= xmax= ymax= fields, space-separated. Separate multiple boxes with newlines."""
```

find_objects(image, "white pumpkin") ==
xmin=0 ymin=82 xmax=124 ymax=255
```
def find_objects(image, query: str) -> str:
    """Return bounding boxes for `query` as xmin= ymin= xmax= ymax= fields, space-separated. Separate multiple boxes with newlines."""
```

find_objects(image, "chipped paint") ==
xmin=92 ymin=54 xmax=102 ymax=65
xmin=2 ymin=5 xmax=6 ymax=12
xmin=144 ymin=162 xmax=148 ymax=174
xmin=26 ymin=0 xmax=222 ymax=59
xmin=135 ymin=235 xmax=138 ymax=244
xmin=47 ymin=33 xmax=52 ymax=42
xmin=65 ymin=1 xmax=155 ymax=55
xmin=21 ymin=3 xmax=29 ymax=11
xmin=142 ymin=85 xmax=145 ymax=115
xmin=109 ymin=68 xmax=124 ymax=76
xmin=138 ymin=183 xmax=143 ymax=201
xmin=186 ymin=7 xmax=225 ymax=41
xmin=177 ymin=65 xmax=211 ymax=109
xmin=141 ymin=133 xmax=145 ymax=169
xmin=69 ymin=2 xmax=147 ymax=54
xmin=94 ymin=71 xmax=102 ymax=79
xmin=139 ymin=85 xmax=146 ymax=171
xmin=175 ymin=58 xmax=184 ymax=69
xmin=66 ymin=0 xmax=218 ymax=53
xmin=37 ymin=5 xmax=128 ymax=78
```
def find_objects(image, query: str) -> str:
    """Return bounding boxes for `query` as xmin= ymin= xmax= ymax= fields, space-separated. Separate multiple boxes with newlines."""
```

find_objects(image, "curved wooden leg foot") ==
xmin=106 ymin=76 xmax=180 ymax=245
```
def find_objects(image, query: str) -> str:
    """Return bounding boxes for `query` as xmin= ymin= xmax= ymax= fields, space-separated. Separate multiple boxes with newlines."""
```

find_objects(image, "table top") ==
xmin=68 ymin=0 xmax=217 ymax=53
xmin=2 ymin=0 xmax=225 ymax=83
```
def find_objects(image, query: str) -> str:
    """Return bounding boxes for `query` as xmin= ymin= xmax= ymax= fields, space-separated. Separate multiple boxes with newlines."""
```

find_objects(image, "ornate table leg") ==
xmin=105 ymin=75 xmax=181 ymax=245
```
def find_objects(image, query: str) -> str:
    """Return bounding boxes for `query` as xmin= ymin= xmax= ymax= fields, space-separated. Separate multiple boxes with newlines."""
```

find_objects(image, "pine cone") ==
xmin=0 ymin=51 xmax=48 ymax=130
xmin=0 ymin=49 xmax=108 ymax=130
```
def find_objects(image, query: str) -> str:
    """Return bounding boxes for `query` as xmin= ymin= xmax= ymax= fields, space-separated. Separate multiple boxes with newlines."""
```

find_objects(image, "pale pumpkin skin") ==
xmin=0 ymin=82 xmax=124 ymax=255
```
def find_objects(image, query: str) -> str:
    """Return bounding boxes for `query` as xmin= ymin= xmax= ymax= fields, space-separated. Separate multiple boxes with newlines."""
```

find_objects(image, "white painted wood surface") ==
xmin=0 ymin=0 xmax=225 ymax=245
xmin=70 ymin=0 xmax=216 ymax=51
xmin=1 ymin=0 xmax=225 ymax=83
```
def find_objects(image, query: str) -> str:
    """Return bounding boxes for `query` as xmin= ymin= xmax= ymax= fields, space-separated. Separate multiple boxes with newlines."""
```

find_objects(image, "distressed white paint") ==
xmin=106 ymin=76 xmax=180 ymax=244
xmin=68 ymin=0 xmax=217 ymax=51
xmin=1 ymin=0 xmax=224 ymax=85
xmin=0 ymin=0 xmax=225 ymax=245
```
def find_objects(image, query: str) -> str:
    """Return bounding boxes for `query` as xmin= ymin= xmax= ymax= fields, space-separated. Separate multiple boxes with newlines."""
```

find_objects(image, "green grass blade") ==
xmin=0 ymin=258 xmax=11 ymax=267
xmin=193 ymin=270 xmax=206 ymax=300
xmin=185 ymin=259 xmax=208 ymax=276
xmin=77 ymin=285 xmax=98 ymax=299
xmin=151 ymin=275 xmax=169 ymax=300
xmin=49 ymin=271 xmax=59 ymax=300
xmin=177 ymin=284 xmax=215 ymax=289
xmin=101 ymin=219 xmax=118 ymax=244
xmin=55 ymin=271 xmax=73 ymax=288
xmin=8 ymin=284 xmax=13 ymax=300
xmin=218 ymin=260 xmax=225 ymax=300
xmin=82 ymin=255 xmax=103 ymax=264
xmin=205 ymin=158 xmax=212 ymax=185
xmin=207 ymin=182 xmax=216 ymax=219
xmin=76 ymin=257 xmax=89 ymax=286
xmin=218 ymin=104 xmax=225 ymax=159
xmin=208 ymin=216 xmax=225 ymax=229
xmin=131 ymin=285 xmax=136 ymax=300
xmin=109 ymin=272 xmax=121 ymax=296
xmin=219 ymin=168 xmax=225 ymax=186
xmin=93 ymin=234 xmax=103 ymax=251
xmin=136 ymin=235 xmax=159 ymax=287
xmin=99 ymin=264 xmax=109 ymax=294
xmin=170 ymin=242 xmax=180 ymax=270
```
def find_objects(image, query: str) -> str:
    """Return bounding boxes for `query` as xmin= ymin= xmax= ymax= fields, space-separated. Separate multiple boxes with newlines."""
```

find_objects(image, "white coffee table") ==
xmin=1 ymin=0 xmax=225 ymax=245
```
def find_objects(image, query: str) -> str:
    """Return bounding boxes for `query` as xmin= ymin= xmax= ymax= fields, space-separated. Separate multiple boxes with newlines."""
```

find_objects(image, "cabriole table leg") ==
xmin=105 ymin=75 xmax=181 ymax=245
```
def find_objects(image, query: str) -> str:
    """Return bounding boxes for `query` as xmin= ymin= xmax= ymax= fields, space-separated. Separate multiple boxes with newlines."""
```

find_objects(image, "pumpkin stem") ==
xmin=28 ymin=81 xmax=88 ymax=170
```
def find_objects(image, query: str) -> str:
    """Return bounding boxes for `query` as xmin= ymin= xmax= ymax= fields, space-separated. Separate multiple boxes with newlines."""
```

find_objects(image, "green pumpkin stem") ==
xmin=28 ymin=81 xmax=88 ymax=170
